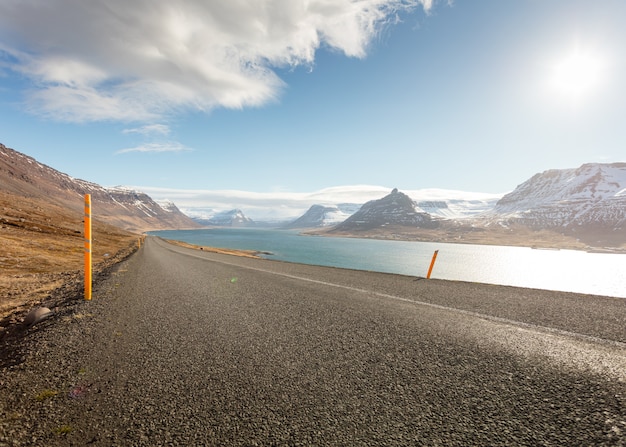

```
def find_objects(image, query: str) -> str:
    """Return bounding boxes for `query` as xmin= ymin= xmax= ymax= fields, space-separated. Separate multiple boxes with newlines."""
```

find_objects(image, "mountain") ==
xmin=331 ymin=188 xmax=439 ymax=232
xmin=414 ymin=196 xmax=500 ymax=219
xmin=484 ymin=163 xmax=626 ymax=245
xmin=0 ymin=143 xmax=199 ymax=232
xmin=193 ymin=209 xmax=254 ymax=227
xmin=313 ymin=168 xmax=626 ymax=250
xmin=284 ymin=203 xmax=360 ymax=229
xmin=168 ymin=186 xmax=501 ymax=224
xmin=155 ymin=199 xmax=185 ymax=214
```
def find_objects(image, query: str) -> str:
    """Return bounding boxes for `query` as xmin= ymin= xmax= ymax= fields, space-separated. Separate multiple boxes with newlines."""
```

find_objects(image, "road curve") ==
xmin=1 ymin=236 xmax=625 ymax=446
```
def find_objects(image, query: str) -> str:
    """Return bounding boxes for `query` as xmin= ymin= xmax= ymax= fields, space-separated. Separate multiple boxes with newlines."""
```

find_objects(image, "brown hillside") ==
xmin=0 ymin=189 xmax=139 ymax=319
xmin=0 ymin=143 xmax=200 ymax=232
xmin=0 ymin=143 xmax=193 ymax=322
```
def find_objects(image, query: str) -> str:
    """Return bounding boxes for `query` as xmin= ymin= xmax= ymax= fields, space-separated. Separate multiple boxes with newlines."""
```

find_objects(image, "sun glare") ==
xmin=549 ymin=46 xmax=606 ymax=104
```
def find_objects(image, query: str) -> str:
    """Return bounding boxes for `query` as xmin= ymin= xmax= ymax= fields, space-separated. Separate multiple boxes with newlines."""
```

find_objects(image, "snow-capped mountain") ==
xmin=284 ymin=203 xmax=360 ymax=229
xmin=415 ymin=196 xmax=500 ymax=219
xmin=154 ymin=199 xmax=185 ymax=214
xmin=488 ymin=163 xmax=626 ymax=230
xmin=332 ymin=188 xmax=438 ymax=232
xmin=193 ymin=209 xmax=254 ymax=227
xmin=177 ymin=206 xmax=219 ymax=221
xmin=279 ymin=191 xmax=499 ymax=229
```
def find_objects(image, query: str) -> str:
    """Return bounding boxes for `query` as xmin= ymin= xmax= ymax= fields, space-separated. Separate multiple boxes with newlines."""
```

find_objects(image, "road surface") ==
xmin=1 ymin=236 xmax=625 ymax=446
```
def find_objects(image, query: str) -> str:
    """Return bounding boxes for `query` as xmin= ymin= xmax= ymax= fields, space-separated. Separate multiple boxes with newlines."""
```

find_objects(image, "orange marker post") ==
xmin=426 ymin=250 xmax=439 ymax=279
xmin=84 ymin=194 xmax=92 ymax=300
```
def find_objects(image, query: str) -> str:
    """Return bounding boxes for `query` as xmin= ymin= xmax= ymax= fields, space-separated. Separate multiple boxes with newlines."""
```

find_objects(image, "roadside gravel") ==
xmin=1 ymin=237 xmax=624 ymax=446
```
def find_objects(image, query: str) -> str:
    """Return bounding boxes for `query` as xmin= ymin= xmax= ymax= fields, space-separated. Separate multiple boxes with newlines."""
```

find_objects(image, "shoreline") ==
xmin=301 ymin=228 xmax=626 ymax=254
xmin=161 ymin=235 xmax=626 ymax=300
xmin=162 ymin=238 xmax=263 ymax=258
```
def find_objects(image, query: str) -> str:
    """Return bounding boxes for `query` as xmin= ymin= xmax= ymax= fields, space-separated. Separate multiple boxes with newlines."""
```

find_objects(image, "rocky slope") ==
xmin=414 ymin=196 xmax=500 ymax=219
xmin=485 ymin=163 xmax=626 ymax=246
xmin=193 ymin=209 xmax=254 ymax=227
xmin=284 ymin=204 xmax=360 ymax=229
xmin=0 ymin=144 xmax=199 ymax=232
xmin=331 ymin=188 xmax=439 ymax=232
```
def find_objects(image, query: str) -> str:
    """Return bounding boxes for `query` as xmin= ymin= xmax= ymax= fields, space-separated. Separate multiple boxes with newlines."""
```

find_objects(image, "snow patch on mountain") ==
xmin=489 ymin=163 xmax=626 ymax=228
xmin=324 ymin=204 xmax=361 ymax=224
xmin=178 ymin=207 xmax=219 ymax=220
xmin=285 ymin=203 xmax=360 ymax=228
xmin=192 ymin=209 xmax=254 ymax=227
xmin=154 ymin=199 xmax=180 ymax=213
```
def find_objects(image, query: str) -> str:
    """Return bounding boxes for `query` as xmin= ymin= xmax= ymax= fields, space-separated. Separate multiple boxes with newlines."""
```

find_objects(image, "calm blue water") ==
xmin=150 ymin=228 xmax=626 ymax=298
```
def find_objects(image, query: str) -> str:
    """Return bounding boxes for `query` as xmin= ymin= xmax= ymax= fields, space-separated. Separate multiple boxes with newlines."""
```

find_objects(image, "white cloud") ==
xmin=116 ymin=141 xmax=193 ymax=154
xmin=0 ymin=0 xmax=434 ymax=122
xmin=123 ymin=124 xmax=171 ymax=136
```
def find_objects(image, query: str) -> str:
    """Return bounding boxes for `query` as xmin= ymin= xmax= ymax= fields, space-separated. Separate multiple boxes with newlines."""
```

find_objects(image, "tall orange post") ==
xmin=426 ymin=250 xmax=439 ymax=279
xmin=84 ymin=194 xmax=92 ymax=300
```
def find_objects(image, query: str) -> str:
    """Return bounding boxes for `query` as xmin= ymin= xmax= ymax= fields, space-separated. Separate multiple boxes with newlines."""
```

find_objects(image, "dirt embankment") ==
xmin=0 ymin=191 xmax=140 ymax=323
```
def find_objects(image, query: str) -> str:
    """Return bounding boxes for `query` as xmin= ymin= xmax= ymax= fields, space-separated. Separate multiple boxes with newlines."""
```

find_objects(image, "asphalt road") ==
xmin=1 ymin=236 xmax=625 ymax=446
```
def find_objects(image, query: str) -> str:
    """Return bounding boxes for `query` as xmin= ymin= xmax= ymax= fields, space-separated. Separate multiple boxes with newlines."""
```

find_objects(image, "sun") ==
xmin=549 ymin=46 xmax=606 ymax=104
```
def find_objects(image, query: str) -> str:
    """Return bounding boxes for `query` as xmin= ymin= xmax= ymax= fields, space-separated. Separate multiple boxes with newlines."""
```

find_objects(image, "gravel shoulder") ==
xmin=1 ymin=237 xmax=625 ymax=446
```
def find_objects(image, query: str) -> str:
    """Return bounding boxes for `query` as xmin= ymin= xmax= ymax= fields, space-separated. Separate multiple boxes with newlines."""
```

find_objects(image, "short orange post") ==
xmin=426 ymin=250 xmax=439 ymax=279
xmin=84 ymin=194 xmax=92 ymax=300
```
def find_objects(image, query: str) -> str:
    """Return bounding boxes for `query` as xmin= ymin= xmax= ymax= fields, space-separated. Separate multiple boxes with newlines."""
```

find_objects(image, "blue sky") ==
xmin=1 ymin=0 xmax=625 ymax=207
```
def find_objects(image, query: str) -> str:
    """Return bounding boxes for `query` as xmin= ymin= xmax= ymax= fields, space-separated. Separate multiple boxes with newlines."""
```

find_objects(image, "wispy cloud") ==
xmin=123 ymin=124 xmax=171 ymax=136
xmin=116 ymin=141 xmax=193 ymax=154
xmin=0 ymin=0 xmax=435 ymax=122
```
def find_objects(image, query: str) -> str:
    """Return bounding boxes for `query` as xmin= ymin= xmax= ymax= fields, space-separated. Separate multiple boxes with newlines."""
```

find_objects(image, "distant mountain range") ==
xmin=177 ymin=187 xmax=500 ymax=225
xmin=184 ymin=190 xmax=500 ymax=228
xmin=312 ymin=163 xmax=625 ymax=249
xmin=2 ymin=142 xmax=624 ymax=249
xmin=0 ymin=144 xmax=199 ymax=232
xmin=178 ymin=162 xmax=625 ymax=249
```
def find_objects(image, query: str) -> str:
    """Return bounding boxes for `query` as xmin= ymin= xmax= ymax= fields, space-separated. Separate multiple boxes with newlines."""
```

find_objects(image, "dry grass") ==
xmin=0 ymin=191 xmax=139 ymax=319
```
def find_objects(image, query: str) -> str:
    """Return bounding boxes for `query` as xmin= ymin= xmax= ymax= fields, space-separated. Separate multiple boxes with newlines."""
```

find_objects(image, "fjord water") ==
xmin=151 ymin=228 xmax=626 ymax=298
